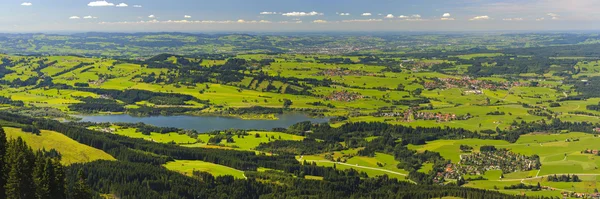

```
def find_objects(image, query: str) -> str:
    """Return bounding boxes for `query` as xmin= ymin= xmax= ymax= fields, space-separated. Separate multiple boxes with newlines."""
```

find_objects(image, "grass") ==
xmin=163 ymin=160 xmax=245 ymax=179
xmin=188 ymin=131 xmax=305 ymax=151
xmin=3 ymin=127 xmax=116 ymax=165
xmin=108 ymin=126 xmax=198 ymax=144
xmin=299 ymin=149 xmax=409 ymax=180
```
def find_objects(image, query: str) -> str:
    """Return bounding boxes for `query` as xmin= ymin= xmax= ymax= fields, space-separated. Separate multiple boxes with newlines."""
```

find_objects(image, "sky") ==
xmin=1 ymin=0 xmax=600 ymax=32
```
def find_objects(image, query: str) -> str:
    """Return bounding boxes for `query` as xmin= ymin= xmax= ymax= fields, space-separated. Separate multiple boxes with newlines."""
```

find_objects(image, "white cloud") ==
xmin=536 ymin=17 xmax=545 ymax=21
xmin=133 ymin=5 xmax=142 ymax=8
xmin=469 ymin=15 xmax=490 ymax=20
xmin=282 ymin=11 xmax=323 ymax=17
xmin=69 ymin=16 xmax=81 ymax=19
xmin=116 ymin=3 xmax=128 ymax=7
xmin=339 ymin=13 xmax=350 ymax=16
xmin=21 ymin=2 xmax=32 ymax=6
xmin=184 ymin=15 xmax=192 ymax=18
xmin=83 ymin=16 xmax=98 ymax=19
xmin=260 ymin=12 xmax=277 ymax=15
xmin=361 ymin=13 xmax=372 ymax=16
xmin=442 ymin=13 xmax=451 ymax=17
xmin=88 ymin=1 xmax=115 ymax=7
xmin=398 ymin=14 xmax=423 ymax=20
xmin=440 ymin=18 xmax=455 ymax=21
xmin=342 ymin=19 xmax=383 ymax=23
xmin=503 ymin=18 xmax=524 ymax=21
xmin=547 ymin=13 xmax=560 ymax=20
xmin=385 ymin=14 xmax=394 ymax=18
xmin=100 ymin=19 xmax=294 ymax=25
xmin=148 ymin=15 xmax=155 ymax=18
xmin=313 ymin=20 xmax=328 ymax=23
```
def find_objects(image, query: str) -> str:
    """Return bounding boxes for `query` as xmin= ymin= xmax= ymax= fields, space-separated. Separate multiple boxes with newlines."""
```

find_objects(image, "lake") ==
xmin=74 ymin=114 xmax=329 ymax=133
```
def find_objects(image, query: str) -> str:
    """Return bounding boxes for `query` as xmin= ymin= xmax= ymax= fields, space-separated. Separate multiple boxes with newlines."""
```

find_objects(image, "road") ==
xmin=307 ymin=160 xmax=408 ymax=176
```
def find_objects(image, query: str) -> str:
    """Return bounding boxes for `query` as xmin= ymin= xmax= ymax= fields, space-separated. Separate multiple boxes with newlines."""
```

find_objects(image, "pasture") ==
xmin=3 ymin=127 xmax=116 ymax=165
xmin=163 ymin=160 xmax=246 ymax=179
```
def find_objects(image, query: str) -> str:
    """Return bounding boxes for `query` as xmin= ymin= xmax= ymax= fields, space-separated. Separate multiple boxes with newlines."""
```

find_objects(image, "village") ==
xmin=325 ymin=90 xmax=364 ymax=102
xmin=376 ymin=107 xmax=471 ymax=122
xmin=439 ymin=148 xmax=541 ymax=180
xmin=424 ymin=76 xmax=528 ymax=91
xmin=315 ymin=68 xmax=368 ymax=77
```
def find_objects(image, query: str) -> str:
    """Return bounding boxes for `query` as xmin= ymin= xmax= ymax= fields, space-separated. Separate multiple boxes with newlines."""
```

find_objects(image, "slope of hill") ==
xmin=3 ymin=127 xmax=116 ymax=165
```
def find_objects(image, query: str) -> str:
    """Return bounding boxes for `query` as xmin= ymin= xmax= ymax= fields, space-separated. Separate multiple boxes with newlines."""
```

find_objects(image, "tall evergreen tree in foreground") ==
xmin=0 ymin=125 xmax=67 ymax=199
xmin=0 ymin=127 xmax=6 ymax=199
xmin=4 ymin=137 xmax=36 ymax=199
xmin=71 ymin=169 xmax=94 ymax=199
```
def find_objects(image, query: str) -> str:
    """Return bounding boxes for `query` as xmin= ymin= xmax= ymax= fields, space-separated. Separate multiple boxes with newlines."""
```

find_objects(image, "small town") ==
xmin=325 ymin=90 xmax=364 ymax=102
xmin=440 ymin=148 xmax=541 ymax=180
xmin=424 ymin=76 xmax=528 ymax=90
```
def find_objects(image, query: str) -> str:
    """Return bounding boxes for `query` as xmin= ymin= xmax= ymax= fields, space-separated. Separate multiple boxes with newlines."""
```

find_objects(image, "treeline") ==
xmin=504 ymin=183 xmax=542 ymax=191
xmin=572 ymin=77 xmax=600 ymax=98
xmin=0 ymin=96 xmax=24 ymax=106
xmin=547 ymin=174 xmax=581 ymax=182
xmin=68 ymin=97 xmax=125 ymax=113
xmin=52 ymin=62 xmax=92 ymax=77
xmin=300 ymin=121 xmax=500 ymax=145
xmin=0 ymin=57 xmax=16 ymax=78
xmin=461 ymin=56 xmax=577 ymax=76
xmin=73 ymin=87 xmax=207 ymax=105
xmin=127 ymin=106 xmax=206 ymax=116
xmin=75 ymin=121 xmax=196 ymax=136
xmin=255 ymin=138 xmax=344 ymax=155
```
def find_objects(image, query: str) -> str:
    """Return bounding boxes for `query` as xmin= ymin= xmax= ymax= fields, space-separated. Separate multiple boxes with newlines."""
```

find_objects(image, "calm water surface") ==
xmin=75 ymin=114 xmax=328 ymax=133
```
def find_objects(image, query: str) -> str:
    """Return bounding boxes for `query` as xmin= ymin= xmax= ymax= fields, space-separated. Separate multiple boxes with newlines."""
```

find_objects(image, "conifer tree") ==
xmin=0 ymin=127 xmax=7 ymax=199
xmin=50 ymin=159 xmax=66 ymax=199
xmin=5 ymin=137 xmax=36 ymax=199
xmin=33 ymin=152 xmax=51 ymax=199
xmin=72 ymin=169 xmax=94 ymax=199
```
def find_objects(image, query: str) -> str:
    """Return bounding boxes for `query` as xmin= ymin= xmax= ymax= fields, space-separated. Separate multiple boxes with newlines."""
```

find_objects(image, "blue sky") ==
xmin=1 ymin=0 xmax=600 ymax=32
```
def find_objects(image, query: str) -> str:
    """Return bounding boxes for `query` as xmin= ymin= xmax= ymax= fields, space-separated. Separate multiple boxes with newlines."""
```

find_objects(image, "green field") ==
xmin=299 ymin=149 xmax=409 ymax=180
xmin=189 ymin=131 xmax=305 ymax=151
xmin=163 ymin=160 xmax=246 ymax=179
xmin=105 ymin=126 xmax=198 ymax=144
xmin=3 ymin=127 xmax=116 ymax=165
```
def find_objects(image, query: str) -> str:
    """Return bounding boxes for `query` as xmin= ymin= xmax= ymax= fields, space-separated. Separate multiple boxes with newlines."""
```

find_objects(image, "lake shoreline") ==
xmin=73 ymin=113 xmax=330 ymax=133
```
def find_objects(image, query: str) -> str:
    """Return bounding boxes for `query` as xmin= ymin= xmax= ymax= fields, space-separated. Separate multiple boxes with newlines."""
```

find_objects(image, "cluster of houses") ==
xmin=412 ymin=112 xmax=467 ymax=122
xmin=408 ymin=61 xmax=436 ymax=71
xmin=325 ymin=90 xmax=363 ymax=102
xmin=562 ymin=192 xmax=600 ymax=199
xmin=439 ymin=149 xmax=540 ymax=180
xmin=95 ymin=127 xmax=115 ymax=133
xmin=315 ymin=68 xmax=367 ymax=77
xmin=424 ymin=77 xmax=527 ymax=90
xmin=376 ymin=108 xmax=470 ymax=123
xmin=582 ymin=149 xmax=600 ymax=155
